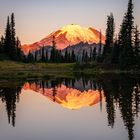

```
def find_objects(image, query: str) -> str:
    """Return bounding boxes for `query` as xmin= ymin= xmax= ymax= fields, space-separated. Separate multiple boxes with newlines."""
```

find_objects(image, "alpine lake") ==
xmin=0 ymin=73 xmax=140 ymax=140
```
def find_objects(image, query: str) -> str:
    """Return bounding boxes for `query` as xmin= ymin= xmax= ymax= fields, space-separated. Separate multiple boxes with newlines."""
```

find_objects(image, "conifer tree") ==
xmin=71 ymin=50 xmax=76 ymax=62
xmin=92 ymin=47 xmax=97 ymax=61
xmin=27 ymin=51 xmax=34 ymax=63
xmin=98 ymin=30 xmax=102 ymax=56
xmin=16 ymin=37 xmax=23 ymax=61
xmin=82 ymin=49 xmax=85 ymax=62
xmin=35 ymin=51 xmax=38 ymax=62
xmin=85 ymin=51 xmax=88 ymax=63
xmin=64 ymin=49 xmax=68 ymax=63
xmin=4 ymin=16 xmax=11 ymax=56
xmin=50 ymin=36 xmax=56 ymax=63
xmin=68 ymin=52 xmax=71 ymax=63
xmin=119 ymin=0 xmax=134 ymax=67
xmin=10 ymin=13 xmax=17 ymax=60
xmin=103 ymin=13 xmax=115 ymax=61
xmin=46 ymin=50 xmax=48 ymax=62
xmin=50 ymin=47 xmax=55 ymax=63
xmin=89 ymin=47 xmax=92 ymax=61
xmin=58 ymin=50 xmax=62 ymax=63
xmin=4 ymin=13 xmax=22 ymax=61
xmin=41 ymin=47 xmax=45 ymax=62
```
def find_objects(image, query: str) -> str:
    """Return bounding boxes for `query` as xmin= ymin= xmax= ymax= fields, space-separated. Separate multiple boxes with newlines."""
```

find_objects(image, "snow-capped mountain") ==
xmin=23 ymin=81 xmax=104 ymax=110
xmin=21 ymin=24 xmax=105 ymax=54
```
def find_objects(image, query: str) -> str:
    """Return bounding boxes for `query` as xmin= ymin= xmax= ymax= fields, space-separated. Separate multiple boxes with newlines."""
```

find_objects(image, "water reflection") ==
xmin=0 ymin=74 xmax=140 ymax=140
xmin=23 ymin=82 xmax=104 ymax=110
xmin=0 ymin=86 xmax=21 ymax=127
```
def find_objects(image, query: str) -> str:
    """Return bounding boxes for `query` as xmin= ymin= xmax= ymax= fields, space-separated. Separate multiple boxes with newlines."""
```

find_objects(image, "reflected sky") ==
xmin=0 ymin=75 xmax=140 ymax=140
xmin=0 ymin=90 xmax=127 ymax=140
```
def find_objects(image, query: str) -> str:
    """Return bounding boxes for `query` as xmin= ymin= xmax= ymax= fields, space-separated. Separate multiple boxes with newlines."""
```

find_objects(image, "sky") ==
xmin=0 ymin=0 xmax=140 ymax=45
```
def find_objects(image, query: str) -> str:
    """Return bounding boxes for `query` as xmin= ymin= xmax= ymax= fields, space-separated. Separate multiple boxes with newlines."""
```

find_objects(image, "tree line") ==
xmin=25 ymin=35 xmax=77 ymax=63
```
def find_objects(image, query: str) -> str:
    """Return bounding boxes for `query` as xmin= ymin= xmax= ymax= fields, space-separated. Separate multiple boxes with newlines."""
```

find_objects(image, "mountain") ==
xmin=21 ymin=24 xmax=105 ymax=54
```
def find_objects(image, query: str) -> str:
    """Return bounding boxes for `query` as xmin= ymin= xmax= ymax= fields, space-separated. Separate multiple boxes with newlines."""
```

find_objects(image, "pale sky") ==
xmin=0 ymin=0 xmax=140 ymax=45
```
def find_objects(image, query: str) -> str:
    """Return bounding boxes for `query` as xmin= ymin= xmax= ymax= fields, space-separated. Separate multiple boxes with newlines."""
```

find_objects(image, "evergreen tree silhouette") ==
xmin=64 ymin=49 xmax=68 ymax=63
xmin=41 ymin=47 xmax=45 ymax=62
xmin=103 ymin=13 xmax=115 ymax=62
xmin=92 ymin=47 xmax=97 ymax=61
xmin=0 ymin=86 xmax=21 ymax=127
xmin=50 ymin=36 xmax=56 ymax=63
xmin=10 ymin=13 xmax=17 ymax=60
xmin=45 ymin=50 xmax=48 ymax=62
xmin=119 ymin=0 xmax=134 ymax=67
xmin=4 ymin=16 xmax=11 ymax=57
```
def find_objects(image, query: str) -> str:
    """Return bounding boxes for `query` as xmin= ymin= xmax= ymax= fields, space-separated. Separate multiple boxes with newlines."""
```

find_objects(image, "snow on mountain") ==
xmin=21 ymin=24 xmax=105 ymax=54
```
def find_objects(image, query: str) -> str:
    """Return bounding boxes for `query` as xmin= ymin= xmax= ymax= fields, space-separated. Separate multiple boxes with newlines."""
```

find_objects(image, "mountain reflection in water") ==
xmin=23 ymin=82 xmax=104 ymax=110
xmin=0 ymin=74 xmax=140 ymax=140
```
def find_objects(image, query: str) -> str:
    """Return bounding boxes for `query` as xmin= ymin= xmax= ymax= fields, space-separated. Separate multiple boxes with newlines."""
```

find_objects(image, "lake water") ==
xmin=0 ymin=74 xmax=140 ymax=140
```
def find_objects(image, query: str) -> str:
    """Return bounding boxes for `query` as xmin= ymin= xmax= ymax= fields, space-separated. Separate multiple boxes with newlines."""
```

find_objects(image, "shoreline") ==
xmin=0 ymin=60 xmax=140 ymax=80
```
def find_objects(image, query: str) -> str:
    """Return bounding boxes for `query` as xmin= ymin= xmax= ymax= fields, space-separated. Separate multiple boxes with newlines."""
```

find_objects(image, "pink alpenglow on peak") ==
xmin=21 ymin=24 xmax=105 ymax=54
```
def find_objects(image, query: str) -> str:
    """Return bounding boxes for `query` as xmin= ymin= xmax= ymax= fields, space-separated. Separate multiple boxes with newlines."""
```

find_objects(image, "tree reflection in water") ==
xmin=0 ymin=74 xmax=140 ymax=140
xmin=0 ymin=86 xmax=21 ymax=127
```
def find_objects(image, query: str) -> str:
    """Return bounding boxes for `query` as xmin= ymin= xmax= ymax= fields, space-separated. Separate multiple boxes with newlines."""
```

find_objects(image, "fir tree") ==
xmin=92 ymin=47 xmax=97 ymax=61
xmin=50 ymin=47 xmax=56 ymax=63
xmin=16 ymin=37 xmax=23 ymax=61
xmin=3 ymin=13 xmax=21 ymax=61
xmin=10 ymin=13 xmax=17 ymax=60
xmin=119 ymin=0 xmax=134 ymax=67
xmin=82 ymin=49 xmax=85 ymax=62
xmin=89 ymin=47 xmax=92 ymax=61
xmin=35 ymin=51 xmax=38 ymax=62
xmin=4 ymin=16 xmax=11 ymax=56
xmin=98 ymin=30 xmax=102 ymax=56
xmin=71 ymin=50 xmax=76 ymax=62
xmin=45 ymin=50 xmax=48 ymax=62
xmin=27 ymin=51 xmax=34 ymax=63
xmin=41 ymin=47 xmax=45 ymax=62
xmin=57 ymin=50 xmax=62 ymax=63
xmin=103 ymin=13 xmax=115 ymax=62
xmin=85 ymin=51 xmax=88 ymax=63
xmin=64 ymin=49 xmax=68 ymax=63
xmin=50 ymin=36 xmax=56 ymax=63
xmin=68 ymin=52 xmax=71 ymax=63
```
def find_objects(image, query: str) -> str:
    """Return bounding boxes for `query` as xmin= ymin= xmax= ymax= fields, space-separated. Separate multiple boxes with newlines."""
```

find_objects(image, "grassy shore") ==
xmin=0 ymin=61 xmax=75 ymax=79
xmin=0 ymin=60 xmax=139 ymax=80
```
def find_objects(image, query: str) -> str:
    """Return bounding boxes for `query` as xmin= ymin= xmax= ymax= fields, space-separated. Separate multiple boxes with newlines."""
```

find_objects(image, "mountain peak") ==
xmin=21 ymin=24 xmax=105 ymax=54
xmin=58 ymin=24 xmax=102 ymax=44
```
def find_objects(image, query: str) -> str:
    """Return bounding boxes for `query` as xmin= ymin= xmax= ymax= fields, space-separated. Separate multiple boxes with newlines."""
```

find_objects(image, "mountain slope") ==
xmin=21 ymin=24 xmax=105 ymax=54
